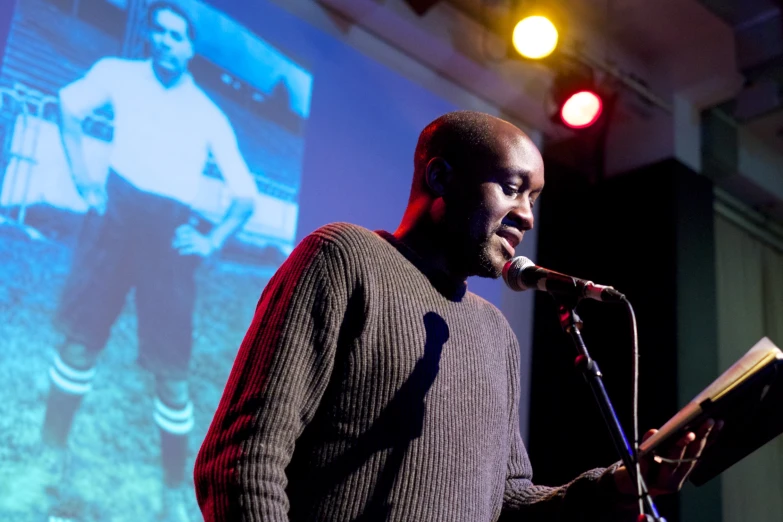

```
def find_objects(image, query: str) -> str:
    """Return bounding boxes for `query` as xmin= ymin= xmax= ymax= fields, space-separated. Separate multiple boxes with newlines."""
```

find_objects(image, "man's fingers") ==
xmin=641 ymin=429 xmax=658 ymax=443
xmin=173 ymin=237 xmax=194 ymax=249
xmin=710 ymin=420 xmax=724 ymax=439
xmin=644 ymin=420 xmax=719 ymax=494
xmin=172 ymin=227 xmax=212 ymax=257
xmin=676 ymin=433 xmax=694 ymax=466
xmin=683 ymin=418 xmax=716 ymax=457
xmin=684 ymin=419 xmax=716 ymax=459
xmin=651 ymin=430 xmax=695 ymax=487
xmin=669 ymin=419 xmax=717 ymax=488
xmin=696 ymin=418 xmax=717 ymax=436
xmin=698 ymin=420 xmax=717 ymax=444
xmin=654 ymin=437 xmax=695 ymax=491
xmin=84 ymin=190 xmax=98 ymax=205
xmin=675 ymin=431 xmax=696 ymax=448
xmin=85 ymin=189 xmax=107 ymax=215
xmin=178 ymin=245 xmax=209 ymax=257
xmin=705 ymin=420 xmax=724 ymax=450
xmin=96 ymin=194 xmax=107 ymax=215
xmin=175 ymin=225 xmax=195 ymax=237
xmin=173 ymin=226 xmax=197 ymax=247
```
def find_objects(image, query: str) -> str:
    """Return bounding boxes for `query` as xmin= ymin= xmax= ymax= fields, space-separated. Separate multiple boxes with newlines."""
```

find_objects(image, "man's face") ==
xmin=149 ymin=9 xmax=194 ymax=75
xmin=442 ymin=130 xmax=545 ymax=279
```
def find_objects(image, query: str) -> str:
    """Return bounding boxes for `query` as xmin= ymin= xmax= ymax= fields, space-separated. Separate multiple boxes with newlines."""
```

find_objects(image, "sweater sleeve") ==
xmin=500 ymin=427 xmax=627 ymax=521
xmin=500 ymin=333 xmax=633 ymax=522
xmin=194 ymin=232 xmax=348 ymax=521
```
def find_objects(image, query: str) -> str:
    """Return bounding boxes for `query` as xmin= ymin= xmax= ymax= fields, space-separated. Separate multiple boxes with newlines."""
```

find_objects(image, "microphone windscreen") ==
xmin=502 ymin=256 xmax=535 ymax=291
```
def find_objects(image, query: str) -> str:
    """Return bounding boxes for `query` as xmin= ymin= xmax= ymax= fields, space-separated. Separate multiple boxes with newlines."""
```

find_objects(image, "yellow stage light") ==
xmin=512 ymin=15 xmax=559 ymax=60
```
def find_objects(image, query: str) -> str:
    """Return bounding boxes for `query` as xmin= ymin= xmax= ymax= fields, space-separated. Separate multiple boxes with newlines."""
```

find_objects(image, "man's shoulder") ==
xmin=465 ymin=290 xmax=514 ymax=329
xmin=295 ymin=222 xmax=395 ymax=269
xmin=307 ymin=222 xmax=385 ymax=254
xmin=90 ymin=57 xmax=146 ymax=74
xmin=61 ymin=57 xmax=145 ymax=96
xmin=77 ymin=58 xmax=151 ymax=89
xmin=285 ymin=223 xmax=385 ymax=287
xmin=464 ymin=290 xmax=499 ymax=313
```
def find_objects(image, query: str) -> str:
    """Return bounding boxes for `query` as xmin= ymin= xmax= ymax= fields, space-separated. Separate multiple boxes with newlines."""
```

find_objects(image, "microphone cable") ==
xmin=622 ymin=296 xmax=645 ymax=517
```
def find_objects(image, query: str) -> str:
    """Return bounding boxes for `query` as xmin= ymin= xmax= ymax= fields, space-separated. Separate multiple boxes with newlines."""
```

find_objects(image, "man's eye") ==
xmin=529 ymin=192 xmax=542 ymax=207
xmin=502 ymin=185 xmax=518 ymax=196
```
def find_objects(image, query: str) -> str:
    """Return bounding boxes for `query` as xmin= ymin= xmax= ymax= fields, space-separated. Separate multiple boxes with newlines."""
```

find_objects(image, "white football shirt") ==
xmin=60 ymin=57 xmax=257 ymax=205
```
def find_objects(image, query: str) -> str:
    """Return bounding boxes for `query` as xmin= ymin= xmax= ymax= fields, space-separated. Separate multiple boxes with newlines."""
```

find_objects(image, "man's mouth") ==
xmin=496 ymin=229 xmax=522 ymax=257
xmin=154 ymin=51 xmax=175 ymax=64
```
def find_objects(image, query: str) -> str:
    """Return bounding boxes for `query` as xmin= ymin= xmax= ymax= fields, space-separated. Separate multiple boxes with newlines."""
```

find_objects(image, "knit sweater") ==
xmin=195 ymin=222 xmax=625 ymax=521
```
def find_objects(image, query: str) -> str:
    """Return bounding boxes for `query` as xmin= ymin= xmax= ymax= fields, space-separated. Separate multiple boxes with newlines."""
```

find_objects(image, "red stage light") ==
xmin=560 ymin=91 xmax=603 ymax=129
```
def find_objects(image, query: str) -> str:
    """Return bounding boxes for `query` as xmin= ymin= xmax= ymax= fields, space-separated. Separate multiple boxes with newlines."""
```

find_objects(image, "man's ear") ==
xmin=424 ymin=157 xmax=453 ymax=197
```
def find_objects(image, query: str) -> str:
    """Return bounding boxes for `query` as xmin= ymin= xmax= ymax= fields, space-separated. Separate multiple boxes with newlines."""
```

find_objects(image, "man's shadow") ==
xmin=292 ymin=312 xmax=449 ymax=520
xmin=356 ymin=311 xmax=449 ymax=520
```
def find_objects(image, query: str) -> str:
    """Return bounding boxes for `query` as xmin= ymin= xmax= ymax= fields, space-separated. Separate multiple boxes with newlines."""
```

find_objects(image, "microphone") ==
xmin=502 ymin=256 xmax=625 ymax=303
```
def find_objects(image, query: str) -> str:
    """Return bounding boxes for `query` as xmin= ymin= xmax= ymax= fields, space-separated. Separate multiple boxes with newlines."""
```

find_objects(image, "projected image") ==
xmin=0 ymin=0 xmax=312 ymax=520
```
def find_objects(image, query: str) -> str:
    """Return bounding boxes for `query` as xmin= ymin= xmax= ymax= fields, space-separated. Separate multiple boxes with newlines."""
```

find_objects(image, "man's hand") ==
xmin=613 ymin=419 xmax=723 ymax=497
xmin=173 ymin=224 xmax=218 ymax=257
xmin=73 ymin=176 xmax=107 ymax=215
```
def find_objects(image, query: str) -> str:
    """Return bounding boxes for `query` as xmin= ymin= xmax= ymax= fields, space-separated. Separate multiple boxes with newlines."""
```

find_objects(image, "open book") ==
xmin=639 ymin=337 xmax=783 ymax=486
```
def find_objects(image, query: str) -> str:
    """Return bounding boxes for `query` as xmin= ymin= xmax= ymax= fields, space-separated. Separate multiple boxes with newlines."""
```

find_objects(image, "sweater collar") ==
xmin=375 ymin=230 xmax=467 ymax=301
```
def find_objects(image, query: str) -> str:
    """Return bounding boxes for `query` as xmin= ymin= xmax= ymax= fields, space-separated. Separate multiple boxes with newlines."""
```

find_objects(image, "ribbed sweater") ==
xmin=195 ymin=222 xmax=625 ymax=521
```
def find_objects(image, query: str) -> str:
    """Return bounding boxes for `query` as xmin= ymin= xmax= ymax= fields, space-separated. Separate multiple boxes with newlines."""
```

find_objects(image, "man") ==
xmin=40 ymin=2 xmax=257 ymax=520
xmin=194 ymin=111 xmax=715 ymax=521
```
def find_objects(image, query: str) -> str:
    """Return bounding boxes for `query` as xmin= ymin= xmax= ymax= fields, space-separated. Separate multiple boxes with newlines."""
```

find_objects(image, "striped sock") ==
xmin=42 ymin=353 xmax=96 ymax=447
xmin=154 ymin=397 xmax=194 ymax=487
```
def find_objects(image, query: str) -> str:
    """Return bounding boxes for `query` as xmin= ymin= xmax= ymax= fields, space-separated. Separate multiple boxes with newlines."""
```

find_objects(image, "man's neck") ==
xmin=393 ymin=219 xmax=468 ymax=283
xmin=152 ymin=62 xmax=186 ymax=88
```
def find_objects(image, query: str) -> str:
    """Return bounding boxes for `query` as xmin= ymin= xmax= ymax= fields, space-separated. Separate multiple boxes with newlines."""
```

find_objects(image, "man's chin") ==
xmin=153 ymin=58 xmax=179 ymax=73
xmin=476 ymin=266 xmax=503 ymax=279
xmin=473 ymin=250 xmax=506 ymax=279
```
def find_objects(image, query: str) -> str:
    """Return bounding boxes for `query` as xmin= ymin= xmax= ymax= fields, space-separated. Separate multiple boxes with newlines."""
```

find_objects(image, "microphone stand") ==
xmin=552 ymin=295 xmax=666 ymax=522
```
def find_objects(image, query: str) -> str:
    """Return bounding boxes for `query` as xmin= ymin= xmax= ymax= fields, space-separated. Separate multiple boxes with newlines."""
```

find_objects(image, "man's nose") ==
xmin=161 ymin=32 xmax=174 ymax=49
xmin=508 ymin=200 xmax=534 ymax=231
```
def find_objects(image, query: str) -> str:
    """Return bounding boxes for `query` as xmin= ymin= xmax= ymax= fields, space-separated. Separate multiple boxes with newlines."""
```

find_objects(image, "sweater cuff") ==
xmin=596 ymin=461 xmax=643 ymax=514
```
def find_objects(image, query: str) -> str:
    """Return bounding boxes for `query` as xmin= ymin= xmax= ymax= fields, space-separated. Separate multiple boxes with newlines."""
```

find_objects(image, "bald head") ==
xmin=411 ymin=111 xmax=533 ymax=198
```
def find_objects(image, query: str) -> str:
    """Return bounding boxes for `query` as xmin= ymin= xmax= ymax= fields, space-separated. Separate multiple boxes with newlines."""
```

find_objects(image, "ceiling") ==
xmin=441 ymin=0 xmax=783 ymax=142
xmin=426 ymin=0 xmax=783 ymax=220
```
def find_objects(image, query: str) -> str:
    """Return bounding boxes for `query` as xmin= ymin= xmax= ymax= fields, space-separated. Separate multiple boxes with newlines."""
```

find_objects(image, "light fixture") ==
xmin=549 ymin=59 xmax=608 ymax=131
xmin=560 ymin=91 xmax=603 ymax=129
xmin=512 ymin=15 xmax=559 ymax=60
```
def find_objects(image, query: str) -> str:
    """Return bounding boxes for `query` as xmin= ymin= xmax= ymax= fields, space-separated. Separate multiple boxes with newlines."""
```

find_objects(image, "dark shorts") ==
xmin=55 ymin=170 xmax=202 ymax=380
